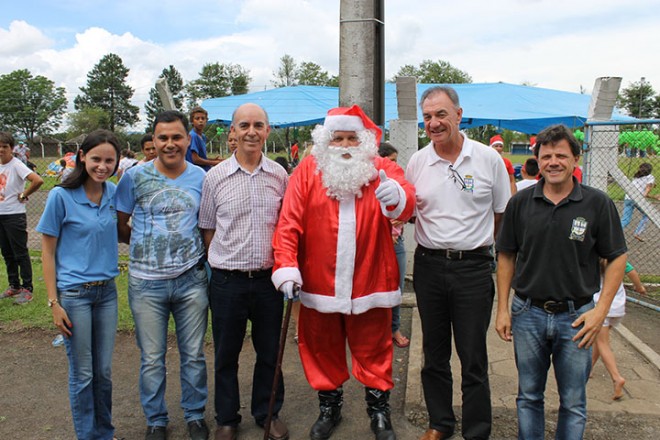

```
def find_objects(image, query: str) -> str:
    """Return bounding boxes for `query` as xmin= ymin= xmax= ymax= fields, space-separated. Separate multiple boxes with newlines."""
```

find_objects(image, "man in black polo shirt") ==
xmin=495 ymin=124 xmax=627 ymax=440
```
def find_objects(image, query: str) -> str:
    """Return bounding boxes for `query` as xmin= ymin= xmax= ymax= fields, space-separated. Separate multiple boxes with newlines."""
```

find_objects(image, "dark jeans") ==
xmin=209 ymin=269 xmax=284 ymax=427
xmin=413 ymin=247 xmax=494 ymax=439
xmin=0 ymin=213 xmax=32 ymax=290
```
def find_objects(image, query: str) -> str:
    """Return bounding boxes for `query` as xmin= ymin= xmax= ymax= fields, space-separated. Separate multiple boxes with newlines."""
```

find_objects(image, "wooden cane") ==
xmin=263 ymin=294 xmax=295 ymax=440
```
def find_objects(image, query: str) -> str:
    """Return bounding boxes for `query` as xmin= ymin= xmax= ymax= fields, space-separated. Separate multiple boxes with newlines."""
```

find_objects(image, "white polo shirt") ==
xmin=406 ymin=134 xmax=511 ymax=250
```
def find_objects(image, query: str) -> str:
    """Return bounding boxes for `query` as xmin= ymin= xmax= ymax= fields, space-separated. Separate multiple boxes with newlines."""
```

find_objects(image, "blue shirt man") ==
xmin=116 ymin=110 xmax=210 ymax=440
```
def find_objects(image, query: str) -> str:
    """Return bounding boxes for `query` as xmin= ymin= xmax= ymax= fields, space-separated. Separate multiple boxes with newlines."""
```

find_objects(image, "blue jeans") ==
xmin=209 ymin=270 xmax=284 ymax=427
xmin=511 ymin=294 xmax=594 ymax=440
xmin=59 ymin=279 xmax=118 ymax=440
xmin=392 ymin=235 xmax=406 ymax=333
xmin=128 ymin=265 xmax=209 ymax=426
xmin=620 ymin=199 xmax=649 ymax=236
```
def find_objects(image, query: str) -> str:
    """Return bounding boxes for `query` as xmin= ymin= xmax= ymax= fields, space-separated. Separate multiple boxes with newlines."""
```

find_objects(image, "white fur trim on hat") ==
xmin=324 ymin=115 xmax=365 ymax=133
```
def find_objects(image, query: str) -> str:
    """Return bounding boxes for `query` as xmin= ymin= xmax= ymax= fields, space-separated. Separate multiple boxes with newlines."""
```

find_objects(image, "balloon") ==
xmin=216 ymin=127 xmax=225 ymax=135
xmin=574 ymin=129 xmax=584 ymax=142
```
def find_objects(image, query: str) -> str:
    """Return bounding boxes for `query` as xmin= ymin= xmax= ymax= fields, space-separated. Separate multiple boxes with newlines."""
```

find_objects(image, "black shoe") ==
xmin=310 ymin=388 xmax=343 ymax=440
xmin=145 ymin=425 xmax=167 ymax=440
xmin=188 ymin=419 xmax=209 ymax=440
xmin=365 ymin=388 xmax=396 ymax=440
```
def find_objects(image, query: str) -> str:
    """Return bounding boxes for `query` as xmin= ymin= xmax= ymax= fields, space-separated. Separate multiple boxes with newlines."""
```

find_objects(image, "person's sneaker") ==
xmin=1 ymin=287 xmax=20 ymax=299
xmin=187 ymin=419 xmax=209 ymax=440
xmin=145 ymin=425 xmax=167 ymax=440
xmin=13 ymin=289 xmax=33 ymax=305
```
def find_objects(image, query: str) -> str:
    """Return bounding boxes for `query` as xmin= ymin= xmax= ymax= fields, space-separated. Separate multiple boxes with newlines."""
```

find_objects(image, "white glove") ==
xmin=375 ymin=170 xmax=400 ymax=207
xmin=280 ymin=281 xmax=300 ymax=301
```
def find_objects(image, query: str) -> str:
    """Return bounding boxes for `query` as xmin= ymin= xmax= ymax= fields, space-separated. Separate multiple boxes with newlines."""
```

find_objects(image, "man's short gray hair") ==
xmin=419 ymin=86 xmax=461 ymax=110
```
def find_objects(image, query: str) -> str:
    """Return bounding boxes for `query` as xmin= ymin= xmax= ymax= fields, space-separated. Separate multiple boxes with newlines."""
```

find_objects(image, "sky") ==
xmin=1 ymin=0 xmax=659 ymax=129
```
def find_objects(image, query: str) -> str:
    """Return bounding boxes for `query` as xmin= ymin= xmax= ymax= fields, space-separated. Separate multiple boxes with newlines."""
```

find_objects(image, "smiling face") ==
xmin=80 ymin=143 xmax=118 ymax=184
xmin=154 ymin=119 xmax=191 ymax=171
xmin=421 ymin=91 xmax=463 ymax=148
xmin=231 ymin=104 xmax=270 ymax=157
xmin=538 ymin=139 xmax=578 ymax=187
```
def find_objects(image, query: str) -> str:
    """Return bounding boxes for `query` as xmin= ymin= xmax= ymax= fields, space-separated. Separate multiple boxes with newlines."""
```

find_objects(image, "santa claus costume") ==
xmin=272 ymin=105 xmax=415 ymax=440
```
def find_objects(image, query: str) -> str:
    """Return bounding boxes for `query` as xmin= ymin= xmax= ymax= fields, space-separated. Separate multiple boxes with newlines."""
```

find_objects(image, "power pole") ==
xmin=339 ymin=0 xmax=384 ymax=126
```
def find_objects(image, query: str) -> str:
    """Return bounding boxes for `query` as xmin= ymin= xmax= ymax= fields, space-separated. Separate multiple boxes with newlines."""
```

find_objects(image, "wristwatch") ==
xmin=18 ymin=193 xmax=28 ymax=202
xmin=48 ymin=298 xmax=58 ymax=308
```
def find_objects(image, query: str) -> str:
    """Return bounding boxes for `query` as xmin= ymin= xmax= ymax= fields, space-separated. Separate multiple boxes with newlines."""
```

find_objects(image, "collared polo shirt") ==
xmin=406 ymin=135 xmax=510 ymax=250
xmin=199 ymin=154 xmax=288 ymax=271
xmin=36 ymin=184 xmax=119 ymax=290
xmin=496 ymin=178 xmax=627 ymax=301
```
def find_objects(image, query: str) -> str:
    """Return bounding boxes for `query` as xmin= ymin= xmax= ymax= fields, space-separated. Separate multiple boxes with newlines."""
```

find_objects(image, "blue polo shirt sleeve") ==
xmin=36 ymin=187 xmax=66 ymax=237
xmin=115 ymin=168 xmax=136 ymax=214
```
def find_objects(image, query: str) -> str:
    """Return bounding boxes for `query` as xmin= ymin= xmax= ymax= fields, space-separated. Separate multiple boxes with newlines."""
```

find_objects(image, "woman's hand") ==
xmin=52 ymin=305 xmax=72 ymax=337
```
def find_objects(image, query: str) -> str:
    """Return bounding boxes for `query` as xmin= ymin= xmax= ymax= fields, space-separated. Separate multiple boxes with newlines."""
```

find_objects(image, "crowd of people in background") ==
xmin=1 ymin=84 xmax=657 ymax=440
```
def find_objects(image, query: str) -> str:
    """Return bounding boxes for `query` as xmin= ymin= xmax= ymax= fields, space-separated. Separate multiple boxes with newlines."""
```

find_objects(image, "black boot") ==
xmin=309 ymin=388 xmax=343 ymax=440
xmin=365 ymin=388 xmax=396 ymax=440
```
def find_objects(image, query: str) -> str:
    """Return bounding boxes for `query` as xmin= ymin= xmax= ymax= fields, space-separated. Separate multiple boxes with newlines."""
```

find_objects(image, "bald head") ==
xmin=232 ymin=103 xmax=269 ymax=127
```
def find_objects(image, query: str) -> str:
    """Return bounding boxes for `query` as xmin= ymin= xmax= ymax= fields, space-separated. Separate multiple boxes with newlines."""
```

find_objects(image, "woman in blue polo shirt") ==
xmin=37 ymin=129 xmax=122 ymax=440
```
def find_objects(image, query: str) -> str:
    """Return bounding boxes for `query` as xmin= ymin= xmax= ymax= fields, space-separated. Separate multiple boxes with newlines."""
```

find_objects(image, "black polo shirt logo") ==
xmin=569 ymin=217 xmax=588 ymax=242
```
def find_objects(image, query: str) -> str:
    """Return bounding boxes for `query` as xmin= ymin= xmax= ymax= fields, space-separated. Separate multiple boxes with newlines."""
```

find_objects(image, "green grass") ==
xmin=0 ymin=257 xmax=217 ymax=338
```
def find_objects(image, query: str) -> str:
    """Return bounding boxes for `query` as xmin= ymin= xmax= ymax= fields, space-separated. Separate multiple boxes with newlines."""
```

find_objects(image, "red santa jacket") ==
xmin=272 ymin=155 xmax=415 ymax=315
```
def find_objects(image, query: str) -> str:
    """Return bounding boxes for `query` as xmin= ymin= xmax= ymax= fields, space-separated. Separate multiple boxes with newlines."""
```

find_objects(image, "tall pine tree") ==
xmin=74 ymin=53 xmax=139 ymax=131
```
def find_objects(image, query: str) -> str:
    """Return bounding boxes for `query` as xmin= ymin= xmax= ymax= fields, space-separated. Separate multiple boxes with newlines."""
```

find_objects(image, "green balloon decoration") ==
xmin=574 ymin=129 xmax=584 ymax=142
xmin=216 ymin=127 xmax=225 ymax=135
xmin=619 ymin=130 xmax=660 ymax=153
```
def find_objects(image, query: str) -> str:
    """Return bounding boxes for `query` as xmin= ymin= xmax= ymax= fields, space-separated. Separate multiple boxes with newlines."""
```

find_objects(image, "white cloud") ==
xmin=1 ymin=0 xmax=659 ymax=132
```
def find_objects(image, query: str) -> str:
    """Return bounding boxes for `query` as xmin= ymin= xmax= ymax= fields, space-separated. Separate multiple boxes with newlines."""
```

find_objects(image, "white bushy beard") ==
xmin=311 ymin=126 xmax=378 ymax=201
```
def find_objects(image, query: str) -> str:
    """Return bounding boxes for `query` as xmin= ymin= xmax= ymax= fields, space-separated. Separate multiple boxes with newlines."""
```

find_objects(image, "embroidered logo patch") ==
xmin=569 ymin=217 xmax=588 ymax=242
xmin=464 ymin=175 xmax=474 ymax=193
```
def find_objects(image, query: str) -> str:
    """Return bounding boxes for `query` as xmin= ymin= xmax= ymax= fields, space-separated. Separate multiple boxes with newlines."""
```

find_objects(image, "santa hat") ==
xmin=489 ymin=134 xmax=504 ymax=147
xmin=323 ymin=105 xmax=382 ymax=143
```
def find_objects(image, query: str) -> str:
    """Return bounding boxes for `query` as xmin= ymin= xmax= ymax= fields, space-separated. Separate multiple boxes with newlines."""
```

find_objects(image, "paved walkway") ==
xmin=403 ymin=291 xmax=660 ymax=438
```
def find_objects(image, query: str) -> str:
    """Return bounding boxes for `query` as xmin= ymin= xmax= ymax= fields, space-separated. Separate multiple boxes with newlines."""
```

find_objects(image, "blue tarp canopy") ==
xmin=203 ymin=82 xmax=633 ymax=134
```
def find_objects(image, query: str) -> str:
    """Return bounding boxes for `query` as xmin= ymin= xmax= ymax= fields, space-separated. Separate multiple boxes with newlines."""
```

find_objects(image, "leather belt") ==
xmin=417 ymin=245 xmax=492 ymax=261
xmin=214 ymin=268 xmax=272 ymax=279
xmin=83 ymin=280 xmax=111 ymax=288
xmin=516 ymin=293 xmax=592 ymax=314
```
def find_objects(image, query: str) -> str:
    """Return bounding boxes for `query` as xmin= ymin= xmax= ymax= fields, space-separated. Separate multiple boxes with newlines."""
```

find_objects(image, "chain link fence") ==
xmin=583 ymin=122 xmax=660 ymax=278
xmin=14 ymin=124 xmax=660 ymax=280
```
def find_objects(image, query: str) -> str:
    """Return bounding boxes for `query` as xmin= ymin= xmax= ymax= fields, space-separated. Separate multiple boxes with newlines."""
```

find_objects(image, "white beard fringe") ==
xmin=311 ymin=126 xmax=378 ymax=201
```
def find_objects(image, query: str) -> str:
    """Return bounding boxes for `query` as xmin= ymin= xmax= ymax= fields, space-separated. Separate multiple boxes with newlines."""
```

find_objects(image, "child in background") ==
xmin=591 ymin=261 xmax=645 ymax=400
xmin=620 ymin=163 xmax=655 ymax=242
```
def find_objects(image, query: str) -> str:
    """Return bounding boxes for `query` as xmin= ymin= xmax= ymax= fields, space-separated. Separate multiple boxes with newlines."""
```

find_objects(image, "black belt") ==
xmin=213 ymin=268 xmax=272 ymax=279
xmin=417 ymin=245 xmax=492 ymax=261
xmin=516 ymin=293 xmax=593 ymax=314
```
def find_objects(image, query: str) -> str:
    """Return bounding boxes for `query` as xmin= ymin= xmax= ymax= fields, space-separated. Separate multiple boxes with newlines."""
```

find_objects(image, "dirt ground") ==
xmin=2 ymin=307 xmax=660 ymax=439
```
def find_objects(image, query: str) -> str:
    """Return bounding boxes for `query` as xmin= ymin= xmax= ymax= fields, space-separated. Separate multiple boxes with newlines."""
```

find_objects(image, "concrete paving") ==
xmin=404 ymin=291 xmax=660 ymax=438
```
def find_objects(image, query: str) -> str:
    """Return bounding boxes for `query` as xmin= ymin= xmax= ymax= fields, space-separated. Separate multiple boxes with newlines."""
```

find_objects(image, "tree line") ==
xmin=5 ymin=51 xmax=653 ymax=146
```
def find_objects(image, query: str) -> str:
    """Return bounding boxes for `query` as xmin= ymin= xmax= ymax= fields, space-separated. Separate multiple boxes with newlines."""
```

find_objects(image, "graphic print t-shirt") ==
xmin=115 ymin=161 xmax=205 ymax=280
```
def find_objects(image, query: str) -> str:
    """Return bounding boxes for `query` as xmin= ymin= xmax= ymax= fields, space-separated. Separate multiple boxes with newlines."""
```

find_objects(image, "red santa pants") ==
xmin=298 ymin=305 xmax=394 ymax=391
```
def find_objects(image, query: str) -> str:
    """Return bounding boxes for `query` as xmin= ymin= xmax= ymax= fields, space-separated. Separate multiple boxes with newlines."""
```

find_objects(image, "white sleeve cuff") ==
xmin=271 ymin=266 xmax=303 ymax=290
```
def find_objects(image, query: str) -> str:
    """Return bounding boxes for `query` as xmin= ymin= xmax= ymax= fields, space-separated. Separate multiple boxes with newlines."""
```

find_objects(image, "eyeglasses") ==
xmin=448 ymin=164 xmax=467 ymax=191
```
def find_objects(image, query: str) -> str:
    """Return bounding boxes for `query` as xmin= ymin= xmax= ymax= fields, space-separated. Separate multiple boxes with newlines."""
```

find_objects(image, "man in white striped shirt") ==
xmin=199 ymin=103 xmax=289 ymax=440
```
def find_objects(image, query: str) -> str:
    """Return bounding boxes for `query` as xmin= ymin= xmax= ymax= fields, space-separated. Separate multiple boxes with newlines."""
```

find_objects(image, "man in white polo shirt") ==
xmin=405 ymin=86 xmax=510 ymax=440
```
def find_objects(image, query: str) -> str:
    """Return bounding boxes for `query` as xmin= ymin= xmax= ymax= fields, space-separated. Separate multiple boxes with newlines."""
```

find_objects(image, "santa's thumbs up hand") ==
xmin=375 ymin=170 xmax=400 ymax=206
